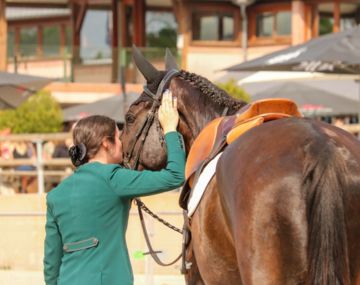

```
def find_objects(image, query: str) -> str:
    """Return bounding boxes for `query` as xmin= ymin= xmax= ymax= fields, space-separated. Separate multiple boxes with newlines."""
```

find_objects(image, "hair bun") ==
xmin=68 ymin=143 xmax=87 ymax=167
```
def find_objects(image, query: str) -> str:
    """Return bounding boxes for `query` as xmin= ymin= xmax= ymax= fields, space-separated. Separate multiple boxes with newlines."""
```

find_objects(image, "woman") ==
xmin=43 ymin=91 xmax=185 ymax=285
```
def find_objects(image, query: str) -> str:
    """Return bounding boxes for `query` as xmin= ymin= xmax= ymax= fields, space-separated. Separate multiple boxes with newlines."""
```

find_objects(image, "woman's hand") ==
xmin=158 ymin=89 xmax=179 ymax=134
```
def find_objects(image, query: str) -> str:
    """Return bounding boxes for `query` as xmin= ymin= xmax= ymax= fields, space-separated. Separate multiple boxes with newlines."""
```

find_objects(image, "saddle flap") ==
xmin=185 ymin=117 xmax=223 ymax=180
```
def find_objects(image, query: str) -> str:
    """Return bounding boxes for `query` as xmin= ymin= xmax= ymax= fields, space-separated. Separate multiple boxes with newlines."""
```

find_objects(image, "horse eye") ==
xmin=125 ymin=114 xmax=135 ymax=124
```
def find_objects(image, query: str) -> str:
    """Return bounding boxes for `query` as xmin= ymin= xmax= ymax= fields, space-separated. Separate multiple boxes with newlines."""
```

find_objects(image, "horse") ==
xmin=120 ymin=47 xmax=360 ymax=285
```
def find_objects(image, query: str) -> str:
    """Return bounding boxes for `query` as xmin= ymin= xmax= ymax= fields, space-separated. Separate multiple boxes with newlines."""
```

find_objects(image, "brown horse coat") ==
xmin=121 ymin=49 xmax=360 ymax=285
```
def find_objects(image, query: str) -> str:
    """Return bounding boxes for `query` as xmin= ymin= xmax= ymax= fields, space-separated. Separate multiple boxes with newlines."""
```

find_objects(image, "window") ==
xmin=20 ymin=27 xmax=37 ymax=57
xmin=318 ymin=3 xmax=334 ymax=35
xmin=43 ymin=26 xmax=60 ymax=56
xmin=7 ymin=29 xmax=15 ymax=59
xmin=340 ymin=3 xmax=360 ymax=31
xmin=192 ymin=12 xmax=235 ymax=41
xmin=276 ymin=12 xmax=291 ymax=36
xmin=81 ymin=10 xmax=112 ymax=61
xmin=65 ymin=25 xmax=72 ymax=54
xmin=256 ymin=11 xmax=291 ymax=37
xmin=146 ymin=11 xmax=177 ymax=48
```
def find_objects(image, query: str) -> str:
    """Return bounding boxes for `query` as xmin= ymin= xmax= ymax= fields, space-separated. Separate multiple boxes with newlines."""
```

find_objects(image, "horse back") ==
xmin=216 ymin=117 xmax=360 ymax=285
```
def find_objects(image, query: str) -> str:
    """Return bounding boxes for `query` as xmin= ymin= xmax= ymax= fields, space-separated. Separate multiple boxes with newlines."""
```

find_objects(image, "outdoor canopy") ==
xmin=0 ymin=71 xmax=53 ymax=109
xmin=62 ymin=92 xmax=139 ymax=123
xmin=250 ymin=81 xmax=359 ymax=117
xmin=225 ymin=24 xmax=360 ymax=74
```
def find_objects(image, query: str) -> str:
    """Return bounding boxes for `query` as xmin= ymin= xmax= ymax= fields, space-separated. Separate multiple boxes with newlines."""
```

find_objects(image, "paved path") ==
xmin=0 ymin=270 xmax=185 ymax=285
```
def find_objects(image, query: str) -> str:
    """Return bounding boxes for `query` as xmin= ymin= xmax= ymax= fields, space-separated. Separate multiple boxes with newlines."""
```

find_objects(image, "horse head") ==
xmin=121 ymin=46 xmax=245 ymax=170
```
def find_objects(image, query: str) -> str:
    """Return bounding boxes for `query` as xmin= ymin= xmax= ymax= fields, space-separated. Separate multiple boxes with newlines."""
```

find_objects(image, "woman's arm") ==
xmin=109 ymin=131 xmax=185 ymax=198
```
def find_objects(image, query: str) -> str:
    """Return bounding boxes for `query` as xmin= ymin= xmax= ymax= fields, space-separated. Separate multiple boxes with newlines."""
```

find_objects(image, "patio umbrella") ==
xmin=250 ymin=82 xmax=359 ymax=117
xmin=224 ymin=24 xmax=360 ymax=120
xmin=225 ymin=25 xmax=360 ymax=74
xmin=0 ymin=71 xmax=53 ymax=109
xmin=62 ymin=92 xmax=139 ymax=123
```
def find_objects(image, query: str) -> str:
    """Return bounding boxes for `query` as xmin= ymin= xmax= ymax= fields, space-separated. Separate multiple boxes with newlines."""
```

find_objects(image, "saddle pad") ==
xmin=187 ymin=152 xmax=223 ymax=217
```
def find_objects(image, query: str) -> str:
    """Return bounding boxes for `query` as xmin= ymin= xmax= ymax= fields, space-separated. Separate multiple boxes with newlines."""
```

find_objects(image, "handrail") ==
xmin=0 ymin=158 xmax=72 ymax=167
xmin=0 ymin=132 xmax=71 ymax=142
xmin=0 ymin=170 xmax=71 ymax=177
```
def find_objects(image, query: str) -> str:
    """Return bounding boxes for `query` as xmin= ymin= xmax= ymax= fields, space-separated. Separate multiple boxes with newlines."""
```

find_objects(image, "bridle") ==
xmin=123 ymin=68 xmax=180 ymax=170
xmin=122 ymin=68 xmax=186 ymax=267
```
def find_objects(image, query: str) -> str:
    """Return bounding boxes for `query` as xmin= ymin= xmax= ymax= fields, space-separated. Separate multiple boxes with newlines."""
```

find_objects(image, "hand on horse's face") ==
xmin=158 ymin=89 xmax=179 ymax=134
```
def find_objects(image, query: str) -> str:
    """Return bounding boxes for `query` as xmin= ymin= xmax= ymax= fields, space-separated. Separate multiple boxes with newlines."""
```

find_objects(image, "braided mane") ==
xmin=179 ymin=70 xmax=246 ymax=113
xmin=132 ymin=70 xmax=246 ymax=114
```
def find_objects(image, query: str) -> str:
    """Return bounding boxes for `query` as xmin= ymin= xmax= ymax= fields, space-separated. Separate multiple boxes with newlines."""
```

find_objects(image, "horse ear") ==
xmin=132 ymin=45 xmax=159 ymax=82
xmin=165 ymin=48 xmax=179 ymax=70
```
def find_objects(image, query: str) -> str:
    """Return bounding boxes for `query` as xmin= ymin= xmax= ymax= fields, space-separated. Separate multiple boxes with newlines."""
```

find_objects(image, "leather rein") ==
xmin=123 ymin=69 xmax=185 ymax=267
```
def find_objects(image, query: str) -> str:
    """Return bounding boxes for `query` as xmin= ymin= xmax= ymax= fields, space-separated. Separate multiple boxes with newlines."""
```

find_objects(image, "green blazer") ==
xmin=44 ymin=132 xmax=185 ymax=285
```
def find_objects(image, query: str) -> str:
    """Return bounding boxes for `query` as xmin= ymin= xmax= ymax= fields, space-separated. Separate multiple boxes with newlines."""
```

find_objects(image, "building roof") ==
xmin=6 ymin=7 xmax=70 ymax=21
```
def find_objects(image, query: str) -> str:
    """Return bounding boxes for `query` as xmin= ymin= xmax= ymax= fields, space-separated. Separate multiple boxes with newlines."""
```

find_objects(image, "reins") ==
xmin=123 ymin=69 xmax=185 ymax=267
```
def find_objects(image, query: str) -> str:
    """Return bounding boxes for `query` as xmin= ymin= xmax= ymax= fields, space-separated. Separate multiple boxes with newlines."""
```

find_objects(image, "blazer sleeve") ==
xmin=43 ymin=198 xmax=63 ymax=285
xmin=109 ymin=131 xmax=185 ymax=198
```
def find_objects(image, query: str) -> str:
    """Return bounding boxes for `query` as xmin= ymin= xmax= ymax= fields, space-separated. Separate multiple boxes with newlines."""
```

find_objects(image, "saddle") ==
xmin=179 ymin=98 xmax=302 ymax=209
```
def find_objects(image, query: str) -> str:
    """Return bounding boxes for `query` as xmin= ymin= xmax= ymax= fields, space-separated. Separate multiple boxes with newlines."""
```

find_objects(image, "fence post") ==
xmin=34 ymin=140 xmax=45 ymax=194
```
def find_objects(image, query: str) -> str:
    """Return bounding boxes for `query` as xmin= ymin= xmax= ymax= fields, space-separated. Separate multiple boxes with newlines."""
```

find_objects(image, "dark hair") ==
xmin=69 ymin=115 xmax=117 ymax=167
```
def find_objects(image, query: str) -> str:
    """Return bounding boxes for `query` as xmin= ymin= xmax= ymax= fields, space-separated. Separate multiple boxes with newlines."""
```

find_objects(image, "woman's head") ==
xmin=69 ymin=115 xmax=122 ymax=166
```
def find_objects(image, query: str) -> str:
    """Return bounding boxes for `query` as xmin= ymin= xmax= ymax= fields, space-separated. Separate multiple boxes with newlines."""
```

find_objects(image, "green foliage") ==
xmin=319 ymin=18 xmax=333 ymax=35
xmin=216 ymin=79 xmax=251 ymax=103
xmin=0 ymin=91 xmax=63 ymax=134
xmin=147 ymin=28 xmax=177 ymax=48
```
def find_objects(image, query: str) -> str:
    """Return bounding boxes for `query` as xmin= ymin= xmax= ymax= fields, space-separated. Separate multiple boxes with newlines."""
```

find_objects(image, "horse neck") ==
xmin=170 ymin=73 xmax=246 ymax=152
xmin=177 ymin=90 xmax=234 ymax=152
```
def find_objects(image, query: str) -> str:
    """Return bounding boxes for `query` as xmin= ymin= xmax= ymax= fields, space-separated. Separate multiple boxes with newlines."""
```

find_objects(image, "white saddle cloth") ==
xmin=187 ymin=152 xmax=223 ymax=217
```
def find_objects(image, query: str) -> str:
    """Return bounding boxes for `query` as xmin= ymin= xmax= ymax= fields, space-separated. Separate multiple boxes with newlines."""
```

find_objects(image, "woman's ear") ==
xmin=101 ymin=138 xmax=110 ymax=150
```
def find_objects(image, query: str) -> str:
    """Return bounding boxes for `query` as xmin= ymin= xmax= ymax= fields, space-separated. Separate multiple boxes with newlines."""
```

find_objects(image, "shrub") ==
xmin=0 ymin=91 xmax=63 ymax=134
xmin=217 ymin=79 xmax=251 ymax=103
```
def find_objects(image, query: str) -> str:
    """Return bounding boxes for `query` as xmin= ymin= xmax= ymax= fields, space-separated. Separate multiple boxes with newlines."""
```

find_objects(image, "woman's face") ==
xmin=109 ymin=127 xmax=123 ymax=164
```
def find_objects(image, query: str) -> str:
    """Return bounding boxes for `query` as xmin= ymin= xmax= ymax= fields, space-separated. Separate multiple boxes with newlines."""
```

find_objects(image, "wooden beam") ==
xmin=37 ymin=25 xmax=43 ymax=57
xmin=60 ymin=24 xmax=66 ymax=55
xmin=75 ymin=1 xmax=87 ymax=35
xmin=333 ymin=0 xmax=340 ymax=33
xmin=111 ymin=0 xmax=119 ymax=82
xmin=292 ymin=0 xmax=306 ymax=45
xmin=172 ymin=0 xmax=188 ymax=69
xmin=71 ymin=0 xmax=88 ymax=64
xmin=0 ymin=0 xmax=7 ymax=71
xmin=133 ymin=0 xmax=145 ymax=46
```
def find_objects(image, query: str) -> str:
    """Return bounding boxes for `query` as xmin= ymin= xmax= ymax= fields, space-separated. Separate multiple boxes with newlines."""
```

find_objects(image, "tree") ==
xmin=217 ymin=79 xmax=251 ymax=103
xmin=0 ymin=91 xmax=63 ymax=133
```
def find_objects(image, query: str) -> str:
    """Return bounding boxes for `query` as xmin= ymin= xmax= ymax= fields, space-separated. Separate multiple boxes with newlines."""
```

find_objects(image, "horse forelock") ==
xmin=178 ymin=70 xmax=246 ymax=113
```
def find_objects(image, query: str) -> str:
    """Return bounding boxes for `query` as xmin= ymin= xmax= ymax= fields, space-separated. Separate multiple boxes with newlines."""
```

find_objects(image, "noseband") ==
xmin=123 ymin=68 xmax=180 ymax=170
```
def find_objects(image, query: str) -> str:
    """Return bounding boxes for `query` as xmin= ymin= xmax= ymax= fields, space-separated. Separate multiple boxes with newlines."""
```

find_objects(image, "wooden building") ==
xmin=1 ymin=0 xmax=359 ymax=82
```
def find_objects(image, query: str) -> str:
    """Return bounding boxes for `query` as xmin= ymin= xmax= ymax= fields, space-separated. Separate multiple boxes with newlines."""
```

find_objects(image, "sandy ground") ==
xmin=0 ymin=270 xmax=186 ymax=285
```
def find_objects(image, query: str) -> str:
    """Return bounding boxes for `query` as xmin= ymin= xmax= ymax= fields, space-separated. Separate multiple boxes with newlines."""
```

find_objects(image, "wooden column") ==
xmin=291 ymin=0 xmax=306 ymax=45
xmin=111 ymin=0 xmax=119 ymax=82
xmin=71 ymin=0 xmax=87 ymax=64
xmin=311 ymin=4 xmax=319 ymax=38
xmin=0 ymin=0 xmax=7 ymax=71
xmin=37 ymin=26 xmax=43 ymax=57
xmin=60 ymin=24 xmax=66 ymax=55
xmin=173 ymin=0 xmax=189 ymax=69
xmin=133 ymin=0 xmax=145 ymax=46
xmin=333 ymin=0 xmax=340 ymax=33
